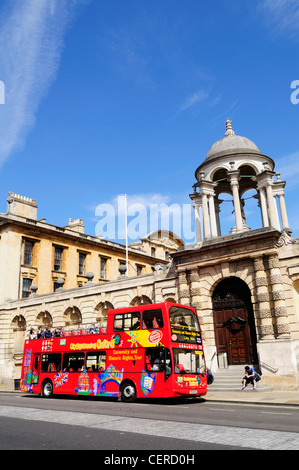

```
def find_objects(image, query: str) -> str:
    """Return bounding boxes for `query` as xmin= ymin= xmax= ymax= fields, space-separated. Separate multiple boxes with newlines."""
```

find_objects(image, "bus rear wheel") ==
xmin=41 ymin=379 xmax=53 ymax=398
xmin=120 ymin=381 xmax=136 ymax=403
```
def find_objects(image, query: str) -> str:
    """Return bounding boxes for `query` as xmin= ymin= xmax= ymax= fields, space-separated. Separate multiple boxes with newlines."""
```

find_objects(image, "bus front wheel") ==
xmin=41 ymin=379 xmax=53 ymax=398
xmin=120 ymin=381 xmax=136 ymax=403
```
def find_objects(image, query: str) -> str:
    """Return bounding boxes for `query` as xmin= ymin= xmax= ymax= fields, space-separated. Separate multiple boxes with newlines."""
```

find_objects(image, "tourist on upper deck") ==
xmin=89 ymin=323 xmax=98 ymax=334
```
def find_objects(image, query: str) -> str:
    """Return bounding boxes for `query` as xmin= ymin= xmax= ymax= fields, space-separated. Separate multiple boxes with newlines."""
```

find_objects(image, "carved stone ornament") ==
xmin=276 ymin=228 xmax=296 ymax=247
xmin=223 ymin=316 xmax=247 ymax=330
xmin=260 ymin=324 xmax=274 ymax=336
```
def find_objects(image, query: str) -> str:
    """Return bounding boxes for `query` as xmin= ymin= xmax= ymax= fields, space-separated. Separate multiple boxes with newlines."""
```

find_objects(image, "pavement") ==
xmin=206 ymin=388 xmax=299 ymax=407
xmin=1 ymin=382 xmax=299 ymax=407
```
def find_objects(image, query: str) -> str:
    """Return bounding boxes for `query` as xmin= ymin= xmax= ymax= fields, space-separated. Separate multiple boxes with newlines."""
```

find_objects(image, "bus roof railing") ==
xmin=28 ymin=322 xmax=107 ymax=339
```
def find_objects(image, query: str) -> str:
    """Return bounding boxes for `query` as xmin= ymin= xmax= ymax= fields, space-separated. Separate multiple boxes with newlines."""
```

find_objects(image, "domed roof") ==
xmin=205 ymin=119 xmax=260 ymax=161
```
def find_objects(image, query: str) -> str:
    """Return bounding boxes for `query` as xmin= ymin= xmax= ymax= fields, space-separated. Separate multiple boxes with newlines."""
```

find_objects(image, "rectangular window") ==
xmin=53 ymin=282 xmax=60 ymax=292
xmin=100 ymin=257 xmax=107 ymax=279
xmin=62 ymin=353 xmax=85 ymax=372
xmin=86 ymin=352 xmax=106 ymax=372
xmin=173 ymin=348 xmax=205 ymax=375
xmin=114 ymin=312 xmax=141 ymax=331
xmin=22 ymin=278 xmax=32 ymax=298
xmin=78 ymin=253 xmax=86 ymax=275
xmin=54 ymin=246 xmax=63 ymax=271
xmin=41 ymin=353 xmax=62 ymax=373
xmin=143 ymin=309 xmax=164 ymax=329
xmin=24 ymin=240 xmax=34 ymax=265
xmin=169 ymin=306 xmax=202 ymax=345
xmin=145 ymin=348 xmax=164 ymax=372
xmin=136 ymin=265 xmax=143 ymax=276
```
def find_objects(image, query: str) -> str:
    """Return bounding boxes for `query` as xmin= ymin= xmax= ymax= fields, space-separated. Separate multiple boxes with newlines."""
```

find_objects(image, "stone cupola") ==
xmin=190 ymin=120 xmax=289 ymax=242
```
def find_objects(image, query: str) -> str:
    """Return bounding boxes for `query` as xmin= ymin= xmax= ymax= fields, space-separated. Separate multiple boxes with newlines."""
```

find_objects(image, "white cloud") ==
xmin=0 ymin=0 xmax=90 ymax=166
xmin=101 ymin=28 xmax=156 ymax=88
xmin=276 ymin=150 xmax=299 ymax=187
xmin=260 ymin=0 xmax=299 ymax=39
xmin=174 ymin=89 xmax=210 ymax=118
xmin=179 ymin=90 xmax=209 ymax=113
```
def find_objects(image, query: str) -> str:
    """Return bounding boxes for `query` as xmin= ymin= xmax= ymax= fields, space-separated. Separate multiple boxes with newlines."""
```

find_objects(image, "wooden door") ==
xmin=213 ymin=281 xmax=254 ymax=365
xmin=227 ymin=321 xmax=248 ymax=364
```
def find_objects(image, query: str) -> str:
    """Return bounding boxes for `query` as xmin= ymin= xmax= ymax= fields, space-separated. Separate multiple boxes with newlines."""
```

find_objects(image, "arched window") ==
xmin=94 ymin=301 xmax=113 ymax=328
xmin=36 ymin=311 xmax=52 ymax=328
xmin=11 ymin=315 xmax=26 ymax=355
xmin=63 ymin=306 xmax=82 ymax=327
xmin=130 ymin=295 xmax=152 ymax=306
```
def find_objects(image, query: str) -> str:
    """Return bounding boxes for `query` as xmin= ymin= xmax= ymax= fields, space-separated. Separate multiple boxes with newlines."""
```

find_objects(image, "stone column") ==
xmin=215 ymin=199 xmax=222 ymax=236
xmin=178 ymin=269 xmax=190 ymax=305
xmin=192 ymin=199 xmax=202 ymax=243
xmin=208 ymin=193 xmax=218 ymax=238
xmin=278 ymin=193 xmax=289 ymax=229
xmin=266 ymin=183 xmax=280 ymax=230
xmin=259 ymin=187 xmax=270 ymax=227
xmin=253 ymin=255 xmax=274 ymax=340
xmin=255 ymin=170 xmax=280 ymax=231
xmin=273 ymin=174 xmax=289 ymax=230
xmin=201 ymin=192 xmax=211 ymax=239
xmin=268 ymin=253 xmax=289 ymax=338
xmin=189 ymin=268 xmax=202 ymax=317
xmin=228 ymin=171 xmax=243 ymax=232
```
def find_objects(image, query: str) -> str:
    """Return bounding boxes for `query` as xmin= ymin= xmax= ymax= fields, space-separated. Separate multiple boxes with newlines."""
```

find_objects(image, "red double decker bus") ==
xmin=20 ymin=302 xmax=207 ymax=402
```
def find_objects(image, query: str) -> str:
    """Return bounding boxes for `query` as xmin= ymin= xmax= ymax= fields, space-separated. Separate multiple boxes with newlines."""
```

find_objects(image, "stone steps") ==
xmin=208 ymin=365 xmax=273 ymax=392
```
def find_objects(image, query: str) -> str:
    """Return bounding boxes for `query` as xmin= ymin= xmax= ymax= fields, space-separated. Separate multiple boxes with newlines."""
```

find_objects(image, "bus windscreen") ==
xmin=169 ymin=306 xmax=202 ymax=345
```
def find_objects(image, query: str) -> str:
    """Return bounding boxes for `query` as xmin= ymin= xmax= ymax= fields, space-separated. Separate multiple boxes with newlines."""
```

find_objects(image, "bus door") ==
xmin=144 ymin=348 xmax=173 ymax=395
xmin=32 ymin=354 xmax=40 ymax=385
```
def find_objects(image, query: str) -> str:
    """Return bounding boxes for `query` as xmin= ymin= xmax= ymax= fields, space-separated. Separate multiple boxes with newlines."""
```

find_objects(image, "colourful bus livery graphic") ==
xmin=140 ymin=371 xmax=157 ymax=397
xmin=20 ymin=303 xmax=208 ymax=402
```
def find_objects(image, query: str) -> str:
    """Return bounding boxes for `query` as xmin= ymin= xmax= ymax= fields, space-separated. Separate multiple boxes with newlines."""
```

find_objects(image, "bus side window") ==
xmin=145 ymin=348 xmax=164 ymax=372
xmin=41 ymin=353 xmax=62 ymax=373
xmin=62 ymin=353 xmax=85 ymax=372
xmin=143 ymin=309 xmax=163 ymax=329
xmin=86 ymin=352 xmax=106 ymax=372
xmin=113 ymin=312 xmax=141 ymax=331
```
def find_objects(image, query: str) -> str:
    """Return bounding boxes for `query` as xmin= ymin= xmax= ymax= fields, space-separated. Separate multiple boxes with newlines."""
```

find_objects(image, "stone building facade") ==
xmin=0 ymin=264 xmax=178 ymax=387
xmin=1 ymin=120 xmax=299 ymax=390
xmin=0 ymin=193 xmax=181 ymax=304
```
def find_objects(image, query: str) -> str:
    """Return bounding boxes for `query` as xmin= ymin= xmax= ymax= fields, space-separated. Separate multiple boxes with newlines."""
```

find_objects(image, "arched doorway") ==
xmin=212 ymin=277 xmax=257 ymax=365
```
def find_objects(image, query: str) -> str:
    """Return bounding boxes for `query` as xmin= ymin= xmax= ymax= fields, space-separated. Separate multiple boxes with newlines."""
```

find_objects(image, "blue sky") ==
xmin=0 ymin=0 xmax=298 ymax=244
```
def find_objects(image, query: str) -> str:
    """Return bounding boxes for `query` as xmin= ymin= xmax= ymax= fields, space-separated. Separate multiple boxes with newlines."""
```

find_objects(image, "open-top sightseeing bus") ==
xmin=20 ymin=302 xmax=207 ymax=401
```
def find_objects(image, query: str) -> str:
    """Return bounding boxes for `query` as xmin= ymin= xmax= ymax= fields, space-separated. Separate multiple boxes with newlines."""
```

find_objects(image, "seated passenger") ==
xmin=44 ymin=326 xmax=52 ymax=338
xmin=132 ymin=320 xmax=140 ymax=330
xmin=54 ymin=326 xmax=63 ymax=337
xmin=29 ymin=328 xmax=36 ymax=340
xmin=179 ymin=317 xmax=188 ymax=327
xmin=37 ymin=326 xmax=45 ymax=339
xmin=89 ymin=323 xmax=98 ymax=334
xmin=176 ymin=363 xmax=186 ymax=373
